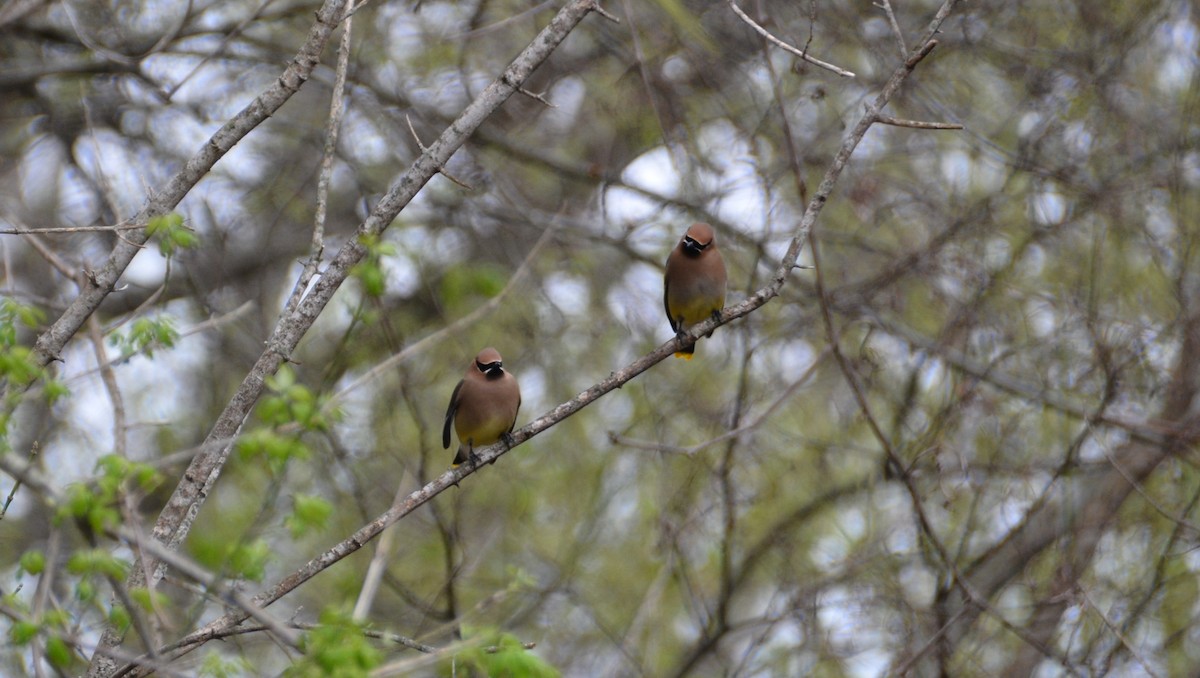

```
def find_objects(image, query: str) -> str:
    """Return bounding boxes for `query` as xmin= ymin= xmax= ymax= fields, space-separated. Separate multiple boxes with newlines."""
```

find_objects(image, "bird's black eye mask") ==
xmin=683 ymin=236 xmax=710 ymax=253
xmin=477 ymin=360 xmax=503 ymax=375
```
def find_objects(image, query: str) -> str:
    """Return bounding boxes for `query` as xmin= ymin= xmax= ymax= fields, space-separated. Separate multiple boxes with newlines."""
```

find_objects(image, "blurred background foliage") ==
xmin=2 ymin=0 xmax=1200 ymax=675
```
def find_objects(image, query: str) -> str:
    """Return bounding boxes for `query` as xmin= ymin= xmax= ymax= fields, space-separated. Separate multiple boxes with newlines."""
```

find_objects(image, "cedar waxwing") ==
xmin=664 ymin=222 xmax=727 ymax=359
xmin=442 ymin=347 xmax=522 ymax=466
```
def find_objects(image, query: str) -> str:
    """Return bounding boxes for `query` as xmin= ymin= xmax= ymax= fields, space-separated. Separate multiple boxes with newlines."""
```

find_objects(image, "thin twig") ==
xmin=726 ymin=0 xmax=855 ymax=78
xmin=0 ymin=441 xmax=33 ymax=520
xmin=20 ymin=232 xmax=78 ymax=279
xmin=1103 ymin=445 xmax=1200 ymax=534
xmin=0 ymin=223 xmax=144 ymax=235
xmin=164 ymin=0 xmax=285 ymax=101
xmin=1078 ymin=585 xmax=1163 ymax=678
xmin=109 ymin=522 xmax=303 ymax=652
xmin=0 ymin=444 xmax=52 ymax=498
xmin=516 ymin=86 xmax=556 ymax=107
xmin=404 ymin=114 xmax=475 ymax=189
xmin=279 ymin=0 xmax=353 ymax=322
xmin=890 ymin=607 xmax=970 ymax=675
xmin=454 ymin=0 xmax=558 ymax=39
xmin=590 ymin=2 xmax=619 ymax=22
xmin=874 ymin=112 xmax=963 ymax=129
xmin=210 ymin=620 xmax=436 ymax=653
xmin=351 ymin=477 xmax=409 ymax=622
xmin=875 ymin=0 xmax=908 ymax=56
xmin=87 ymin=316 xmax=127 ymax=458
xmin=29 ymin=527 xmax=61 ymax=678
xmin=857 ymin=305 xmax=1184 ymax=448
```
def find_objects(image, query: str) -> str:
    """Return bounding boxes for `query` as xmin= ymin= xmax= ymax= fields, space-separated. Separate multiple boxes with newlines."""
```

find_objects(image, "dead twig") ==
xmin=727 ymin=0 xmax=855 ymax=78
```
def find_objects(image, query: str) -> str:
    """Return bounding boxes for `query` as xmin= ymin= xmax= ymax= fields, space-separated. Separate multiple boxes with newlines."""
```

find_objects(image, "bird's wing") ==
xmin=442 ymin=379 xmax=464 ymax=449
xmin=664 ymin=272 xmax=679 ymax=332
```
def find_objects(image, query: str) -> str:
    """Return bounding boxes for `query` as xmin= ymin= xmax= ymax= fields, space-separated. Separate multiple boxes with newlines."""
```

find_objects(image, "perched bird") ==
xmin=442 ymin=347 xmax=522 ymax=466
xmin=664 ymin=222 xmax=727 ymax=359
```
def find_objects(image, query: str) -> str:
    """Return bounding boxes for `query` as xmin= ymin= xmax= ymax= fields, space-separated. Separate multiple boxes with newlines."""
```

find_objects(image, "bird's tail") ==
xmin=452 ymin=446 xmax=468 ymax=466
xmin=673 ymin=347 xmax=696 ymax=360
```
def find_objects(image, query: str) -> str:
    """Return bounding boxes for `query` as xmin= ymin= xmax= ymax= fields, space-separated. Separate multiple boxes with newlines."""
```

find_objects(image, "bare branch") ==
xmin=0 ymin=441 xmax=36 ymax=520
xmin=590 ymin=2 xmax=619 ymax=23
xmin=278 ymin=1 xmax=356 ymax=324
xmin=517 ymin=86 xmax=556 ymax=107
xmin=351 ymin=480 xmax=409 ymax=622
xmin=874 ymin=112 xmax=963 ymax=129
xmin=0 ymin=223 xmax=144 ymax=235
xmin=875 ymin=0 xmax=908 ymax=56
xmin=86 ymin=316 xmax=127 ymax=458
xmin=727 ymin=0 xmax=856 ymax=78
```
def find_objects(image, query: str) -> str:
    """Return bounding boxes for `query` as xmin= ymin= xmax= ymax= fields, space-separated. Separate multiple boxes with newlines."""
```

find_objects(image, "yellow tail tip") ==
xmin=673 ymin=352 xmax=695 ymax=360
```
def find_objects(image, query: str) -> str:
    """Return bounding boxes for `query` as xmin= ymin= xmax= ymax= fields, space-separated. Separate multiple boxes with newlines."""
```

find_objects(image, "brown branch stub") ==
xmin=906 ymin=38 xmax=939 ymax=68
xmin=589 ymin=1 xmax=619 ymax=23
xmin=517 ymin=86 xmax=556 ymax=107
xmin=727 ymin=0 xmax=856 ymax=78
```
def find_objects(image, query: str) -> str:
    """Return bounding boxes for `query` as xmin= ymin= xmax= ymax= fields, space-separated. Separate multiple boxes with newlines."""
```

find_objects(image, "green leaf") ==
xmin=0 ymin=299 xmax=46 ymax=332
xmin=352 ymin=260 xmax=387 ymax=298
xmin=112 ymin=316 xmax=178 ymax=358
xmin=66 ymin=549 xmax=128 ymax=580
xmin=108 ymin=604 xmax=131 ymax=633
xmin=129 ymin=587 xmax=170 ymax=612
xmin=146 ymin=213 xmax=197 ymax=256
xmin=42 ymin=609 xmax=70 ymax=629
xmin=0 ymin=345 xmax=42 ymax=386
xmin=450 ymin=630 xmax=560 ymax=678
xmin=285 ymin=608 xmax=381 ymax=678
xmin=43 ymin=379 xmax=70 ymax=404
xmin=44 ymin=635 xmax=72 ymax=668
xmin=200 ymin=651 xmax=251 ymax=678
xmin=229 ymin=539 xmax=271 ymax=581
xmin=266 ymin=365 xmax=296 ymax=392
xmin=9 ymin=620 xmax=38 ymax=645
xmin=19 ymin=550 xmax=45 ymax=575
xmin=286 ymin=495 xmax=333 ymax=538
xmin=439 ymin=263 xmax=507 ymax=309
xmin=76 ymin=578 xmax=96 ymax=602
